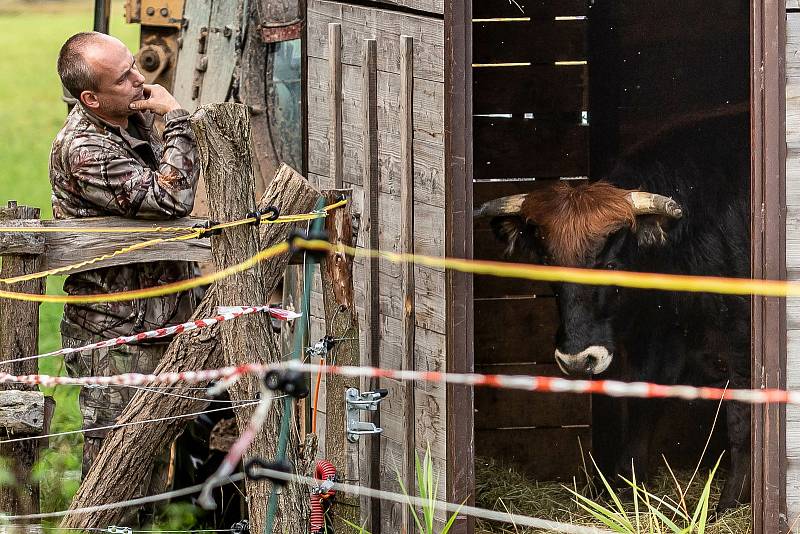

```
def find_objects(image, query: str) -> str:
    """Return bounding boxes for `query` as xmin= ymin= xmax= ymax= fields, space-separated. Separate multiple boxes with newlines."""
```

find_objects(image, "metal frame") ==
xmin=750 ymin=0 xmax=787 ymax=532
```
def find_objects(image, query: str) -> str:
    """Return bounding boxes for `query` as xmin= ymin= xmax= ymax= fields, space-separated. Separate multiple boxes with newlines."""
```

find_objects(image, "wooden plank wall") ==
xmin=305 ymin=1 xmax=447 ymax=530
xmin=785 ymin=6 xmax=800 ymax=523
xmin=471 ymin=2 xmax=591 ymax=481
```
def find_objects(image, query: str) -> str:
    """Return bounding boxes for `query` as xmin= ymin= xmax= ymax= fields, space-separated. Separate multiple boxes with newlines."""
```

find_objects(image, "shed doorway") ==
xmin=470 ymin=0 xmax=755 ymax=520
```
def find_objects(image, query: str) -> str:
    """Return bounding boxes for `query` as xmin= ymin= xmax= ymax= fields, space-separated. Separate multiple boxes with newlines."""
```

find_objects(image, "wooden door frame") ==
xmin=444 ymin=0 xmax=788 ymax=532
xmin=445 ymin=1 xmax=475 ymax=534
xmin=751 ymin=1 xmax=787 ymax=532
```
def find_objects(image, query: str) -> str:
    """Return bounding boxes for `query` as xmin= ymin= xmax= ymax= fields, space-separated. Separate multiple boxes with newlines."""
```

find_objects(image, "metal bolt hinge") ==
xmin=346 ymin=387 xmax=387 ymax=442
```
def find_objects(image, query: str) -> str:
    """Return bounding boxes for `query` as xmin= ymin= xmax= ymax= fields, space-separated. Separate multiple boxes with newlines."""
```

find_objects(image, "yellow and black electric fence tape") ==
xmin=3 ymin=234 xmax=800 ymax=304
xmin=0 ymin=199 xmax=349 ymax=286
xmin=297 ymin=239 xmax=800 ymax=299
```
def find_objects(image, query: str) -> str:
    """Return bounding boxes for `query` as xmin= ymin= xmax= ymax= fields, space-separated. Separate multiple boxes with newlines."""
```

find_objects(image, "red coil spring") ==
xmin=310 ymin=460 xmax=337 ymax=534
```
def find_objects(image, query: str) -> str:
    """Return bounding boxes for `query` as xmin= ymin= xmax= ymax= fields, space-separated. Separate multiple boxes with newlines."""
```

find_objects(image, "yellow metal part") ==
xmin=126 ymin=0 xmax=185 ymax=28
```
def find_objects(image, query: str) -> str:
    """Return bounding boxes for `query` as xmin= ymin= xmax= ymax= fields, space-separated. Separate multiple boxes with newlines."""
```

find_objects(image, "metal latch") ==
xmin=346 ymin=388 xmax=387 ymax=442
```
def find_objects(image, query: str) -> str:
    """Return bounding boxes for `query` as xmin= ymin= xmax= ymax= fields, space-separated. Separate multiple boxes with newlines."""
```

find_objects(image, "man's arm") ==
xmin=67 ymin=110 xmax=199 ymax=219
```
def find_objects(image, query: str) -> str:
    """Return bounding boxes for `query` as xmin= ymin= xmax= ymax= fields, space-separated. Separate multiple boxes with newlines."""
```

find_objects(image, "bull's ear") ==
xmin=490 ymin=216 xmax=541 ymax=258
xmin=633 ymin=215 xmax=675 ymax=248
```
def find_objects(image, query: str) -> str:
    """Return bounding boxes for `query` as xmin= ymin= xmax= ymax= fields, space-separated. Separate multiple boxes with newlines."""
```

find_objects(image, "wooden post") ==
xmin=399 ymin=35 xmax=416 ymax=534
xmin=320 ymin=189 xmax=361 ymax=531
xmin=59 ymin=115 xmax=320 ymax=529
xmin=197 ymin=104 xmax=314 ymax=534
xmin=329 ymin=23 xmax=344 ymax=189
xmin=0 ymin=202 xmax=45 ymax=516
xmin=361 ymin=37 xmax=382 ymax=533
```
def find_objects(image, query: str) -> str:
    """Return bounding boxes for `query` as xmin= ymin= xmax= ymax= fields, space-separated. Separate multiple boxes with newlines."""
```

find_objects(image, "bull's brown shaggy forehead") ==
xmin=522 ymin=181 xmax=635 ymax=265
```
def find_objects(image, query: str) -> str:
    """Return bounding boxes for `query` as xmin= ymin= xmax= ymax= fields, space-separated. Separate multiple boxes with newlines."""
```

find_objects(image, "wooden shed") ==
xmin=301 ymin=0 xmax=788 ymax=533
xmin=146 ymin=0 xmax=795 ymax=531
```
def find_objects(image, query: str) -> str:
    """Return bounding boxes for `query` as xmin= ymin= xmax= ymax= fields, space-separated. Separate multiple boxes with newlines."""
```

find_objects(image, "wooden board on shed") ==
xmin=474 ymin=297 xmax=558 ymax=364
xmin=172 ymin=0 xmax=212 ymax=111
xmin=473 ymin=66 xmax=587 ymax=114
xmin=474 ymin=363 xmax=590 ymax=430
xmin=368 ymin=0 xmax=443 ymax=15
xmin=305 ymin=2 xmax=447 ymax=528
xmin=473 ymin=117 xmax=589 ymax=179
xmin=473 ymin=19 xmax=586 ymax=64
xmin=307 ymin=0 xmax=444 ymax=82
xmin=475 ymin=427 xmax=591 ymax=481
xmin=200 ymin=0 xmax=242 ymax=104
xmin=473 ymin=0 xmax=587 ymax=20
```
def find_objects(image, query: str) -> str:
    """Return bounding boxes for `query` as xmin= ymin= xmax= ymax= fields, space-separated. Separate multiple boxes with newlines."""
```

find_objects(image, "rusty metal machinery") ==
xmin=125 ymin=0 xmax=184 ymax=89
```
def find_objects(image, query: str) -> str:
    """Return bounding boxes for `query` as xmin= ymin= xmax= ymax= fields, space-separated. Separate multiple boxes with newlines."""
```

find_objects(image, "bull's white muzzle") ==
xmin=555 ymin=346 xmax=613 ymax=375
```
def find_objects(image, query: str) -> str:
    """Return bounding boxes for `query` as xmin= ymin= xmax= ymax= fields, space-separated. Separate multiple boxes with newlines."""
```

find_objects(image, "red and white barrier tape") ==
xmin=0 ymin=360 xmax=798 ymax=405
xmin=1 ymin=305 xmax=300 ymax=366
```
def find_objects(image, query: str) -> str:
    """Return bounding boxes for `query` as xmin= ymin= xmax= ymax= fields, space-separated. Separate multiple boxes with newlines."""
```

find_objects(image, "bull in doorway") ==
xmin=475 ymin=113 xmax=751 ymax=512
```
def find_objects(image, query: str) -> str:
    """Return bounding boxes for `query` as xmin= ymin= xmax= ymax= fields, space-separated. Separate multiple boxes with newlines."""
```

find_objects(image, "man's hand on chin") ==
xmin=129 ymin=84 xmax=181 ymax=116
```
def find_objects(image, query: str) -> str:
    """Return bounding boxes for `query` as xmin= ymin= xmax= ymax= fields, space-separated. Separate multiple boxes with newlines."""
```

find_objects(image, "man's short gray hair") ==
xmin=58 ymin=32 xmax=102 ymax=99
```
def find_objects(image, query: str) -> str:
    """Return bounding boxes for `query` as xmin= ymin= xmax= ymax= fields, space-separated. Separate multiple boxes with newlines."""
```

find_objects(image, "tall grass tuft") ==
xmin=341 ymin=446 xmax=464 ymax=534
xmin=566 ymin=455 xmax=724 ymax=534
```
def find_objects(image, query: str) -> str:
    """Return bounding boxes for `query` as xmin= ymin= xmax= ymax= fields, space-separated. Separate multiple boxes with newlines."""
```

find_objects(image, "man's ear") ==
xmin=79 ymin=90 xmax=99 ymax=110
xmin=490 ymin=216 xmax=541 ymax=259
xmin=634 ymin=214 xmax=676 ymax=248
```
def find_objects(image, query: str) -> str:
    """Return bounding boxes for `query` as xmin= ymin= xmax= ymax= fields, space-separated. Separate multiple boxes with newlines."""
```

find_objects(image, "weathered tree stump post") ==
xmin=195 ymin=103 xmax=312 ymax=534
xmin=319 ymin=189 xmax=362 ymax=530
xmin=59 ymin=106 xmax=320 ymax=529
xmin=0 ymin=202 xmax=46 ymax=516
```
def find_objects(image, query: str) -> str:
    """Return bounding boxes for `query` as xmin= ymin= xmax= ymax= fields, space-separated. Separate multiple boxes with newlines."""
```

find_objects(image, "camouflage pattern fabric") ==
xmin=63 ymin=334 xmax=172 ymax=527
xmin=50 ymin=103 xmax=204 ymax=342
xmin=62 ymin=343 xmax=178 ymax=524
xmin=50 ymin=104 xmax=204 ymax=487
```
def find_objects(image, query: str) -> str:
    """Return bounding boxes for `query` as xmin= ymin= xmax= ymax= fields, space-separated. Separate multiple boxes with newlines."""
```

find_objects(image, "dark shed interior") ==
xmin=472 ymin=0 xmax=750 ymax=482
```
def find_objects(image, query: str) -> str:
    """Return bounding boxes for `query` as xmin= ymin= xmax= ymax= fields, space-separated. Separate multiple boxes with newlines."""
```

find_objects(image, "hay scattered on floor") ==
xmin=474 ymin=457 xmax=752 ymax=534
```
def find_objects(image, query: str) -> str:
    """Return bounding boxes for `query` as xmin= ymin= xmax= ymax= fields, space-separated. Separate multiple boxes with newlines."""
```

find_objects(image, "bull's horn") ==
xmin=626 ymin=191 xmax=683 ymax=219
xmin=473 ymin=194 xmax=528 ymax=218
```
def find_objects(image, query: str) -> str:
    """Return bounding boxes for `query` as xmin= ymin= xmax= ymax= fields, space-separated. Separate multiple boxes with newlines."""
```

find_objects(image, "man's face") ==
xmin=81 ymin=36 xmax=146 ymax=124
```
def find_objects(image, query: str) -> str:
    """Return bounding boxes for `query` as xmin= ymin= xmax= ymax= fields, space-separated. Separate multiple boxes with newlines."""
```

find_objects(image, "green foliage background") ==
xmin=0 ymin=0 xmax=139 ymax=510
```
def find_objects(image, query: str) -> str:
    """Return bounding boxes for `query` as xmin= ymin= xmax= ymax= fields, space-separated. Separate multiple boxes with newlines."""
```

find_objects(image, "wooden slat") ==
xmin=474 ymin=363 xmax=589 ymax=429
xmin=399 ymin=33 xmax=416 ymax=534
xmin=199 ymin=0 xmax=240 ymax=104
xmin=473 ymin=227 xmax=555 ymax=298
xmin=474 ymin=297 xmax=559 ymax=364
xmin=475 ymin=427 xmax=590 ymax=481
xmin=473 ymin=0 xmax=587 ymax=21
xmin=369 ymin=0 xmax=443 ymax=15
xmin=473 ymin=117 xmax=589 ymax=179
xmin=0 ymin=217 xmax=211 ymax=272
xmin=0 ymin=216 xmax=325 ymax=274
xmin=329 ymin=23 xmax=344 ymax=189
xmin=361 ymin=36 xmax=381 ymax=531
xmin=308 ymin=1 xmax=444 ymax=83
xmin=306 ymin=57 xmax=445 ymax=207
xmin=789 ymin=14 xmax=800 ymax=79
xmin=351 ymin=261 xmax=445 ymax=334
xmin=472 ymin=178 xmax=576 ymax=205
xmin=473 ymin=19 xmax=586 ymax=64
xmin=787 ymin=80 xmax=800 ymax=152
xmin=172 ymin=0 xmax=212 ymax=111
xmin=472 ymin=65 xmax=586 ymax=114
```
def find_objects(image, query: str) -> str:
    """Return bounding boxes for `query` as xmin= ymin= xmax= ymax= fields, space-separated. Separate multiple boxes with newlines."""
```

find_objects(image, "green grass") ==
xmin=0 ymin=0 xmax=140 ymax=511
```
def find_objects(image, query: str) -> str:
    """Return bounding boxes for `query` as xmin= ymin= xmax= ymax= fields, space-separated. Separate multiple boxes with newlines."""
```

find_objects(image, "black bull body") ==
xmin=475 ymin=113 xmax=751 ymax=511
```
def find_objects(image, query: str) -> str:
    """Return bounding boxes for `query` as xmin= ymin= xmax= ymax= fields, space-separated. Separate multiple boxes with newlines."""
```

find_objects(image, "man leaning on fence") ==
xmin=48 ymin=31 xmax=203 ymax=500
